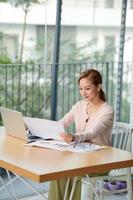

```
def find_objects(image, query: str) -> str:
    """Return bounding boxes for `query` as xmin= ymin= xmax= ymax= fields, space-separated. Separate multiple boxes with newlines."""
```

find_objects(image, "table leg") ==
xmin=6 ymin=170 xmax=18 ymax=200
xmin=63 ymin=177 xmax=70 ymax=200
xmin=86 ymin=175 xmax=101 ymax=200
xmin=13 ymin=173 xmax=48 ymax=199
xmin=63 ymin=177 xmax=79 ymax=200
xmin=0 ymin=175 xmax=15 ymax=200
xmin=69 ymin=177 xmax=78 ymax=200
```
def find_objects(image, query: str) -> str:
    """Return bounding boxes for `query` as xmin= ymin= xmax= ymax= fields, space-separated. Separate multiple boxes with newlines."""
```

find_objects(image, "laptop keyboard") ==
xmin=27 ymin=131 xmax=41 ymax=142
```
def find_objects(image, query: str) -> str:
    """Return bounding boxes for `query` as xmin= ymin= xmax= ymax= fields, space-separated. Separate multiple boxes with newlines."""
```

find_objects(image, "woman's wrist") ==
xmin=73 ymin=134 xmax=85 ymax=143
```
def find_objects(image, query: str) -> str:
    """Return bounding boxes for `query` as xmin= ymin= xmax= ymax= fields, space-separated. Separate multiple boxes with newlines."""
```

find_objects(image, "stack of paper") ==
xmin=23 ymin=117 xmax=107 ymax=153
xmin=23 ymin=117 xmax=64 ymax=140
xmin=26 ymin=140 xmax=106 ymax=153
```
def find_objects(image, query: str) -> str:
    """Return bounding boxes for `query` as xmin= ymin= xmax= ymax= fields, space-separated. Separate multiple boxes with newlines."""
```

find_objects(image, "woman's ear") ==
xmin=97 ymin=84 xmax=102 ymax=91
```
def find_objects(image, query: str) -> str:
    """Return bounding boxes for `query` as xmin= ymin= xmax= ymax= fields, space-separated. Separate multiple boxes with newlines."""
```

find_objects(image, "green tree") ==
xmin=7 ymin=0 xmax=44 ymax=62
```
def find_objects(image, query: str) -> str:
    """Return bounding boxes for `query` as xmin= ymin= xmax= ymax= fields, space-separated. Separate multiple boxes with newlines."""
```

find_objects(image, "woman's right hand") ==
xmin=60 ymin=132 xmax=74 ymax=143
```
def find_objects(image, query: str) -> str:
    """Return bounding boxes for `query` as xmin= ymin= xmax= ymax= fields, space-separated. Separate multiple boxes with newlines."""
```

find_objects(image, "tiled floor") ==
xmin=21 ymin=193 xmax=127 ymax=200
xmin=0 ymin=174 xmax=128 ymax=200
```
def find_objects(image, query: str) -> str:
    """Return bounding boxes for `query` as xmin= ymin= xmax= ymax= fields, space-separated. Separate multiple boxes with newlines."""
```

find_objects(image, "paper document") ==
xmin=23 ymin=117 xmax=64 ymax=140
xmin=26 ymin=140 xmax=107 ymax=153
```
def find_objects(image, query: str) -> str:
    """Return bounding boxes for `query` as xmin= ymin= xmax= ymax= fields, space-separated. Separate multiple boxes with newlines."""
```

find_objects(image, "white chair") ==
xmin=82 ymin=122 xmax=133 ymax=200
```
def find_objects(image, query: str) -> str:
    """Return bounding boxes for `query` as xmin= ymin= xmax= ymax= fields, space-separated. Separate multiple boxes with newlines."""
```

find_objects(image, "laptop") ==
xmin=0 ymin=107 xmax=40 ymax=142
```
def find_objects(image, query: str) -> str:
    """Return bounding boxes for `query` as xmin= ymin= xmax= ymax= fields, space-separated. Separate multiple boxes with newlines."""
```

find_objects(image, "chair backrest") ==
xmin=111 ymin=122 xmax=133 ymax=151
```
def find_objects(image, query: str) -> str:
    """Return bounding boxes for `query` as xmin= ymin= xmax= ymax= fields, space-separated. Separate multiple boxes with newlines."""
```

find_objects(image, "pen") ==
xmin=73 ymin=142 xmax=77 ymax=148
xmin=44 ymin=138 xmax=54 ymax=141
xmin=26 ymin=140 xmax=35 ymax=144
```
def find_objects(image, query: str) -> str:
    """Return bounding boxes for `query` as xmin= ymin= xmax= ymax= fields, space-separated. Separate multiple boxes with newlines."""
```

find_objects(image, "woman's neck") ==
xmin=86 ymin=99 xmax=105 ymax=114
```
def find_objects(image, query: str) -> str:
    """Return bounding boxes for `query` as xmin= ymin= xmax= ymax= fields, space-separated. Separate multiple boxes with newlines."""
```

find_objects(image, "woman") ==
xmin=48 ymin=69 xmax=114 ymax=200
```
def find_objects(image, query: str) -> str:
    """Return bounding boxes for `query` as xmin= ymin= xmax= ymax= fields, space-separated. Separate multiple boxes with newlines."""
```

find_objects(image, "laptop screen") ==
xmin=0 ymin=107 xmax=28 ymax=141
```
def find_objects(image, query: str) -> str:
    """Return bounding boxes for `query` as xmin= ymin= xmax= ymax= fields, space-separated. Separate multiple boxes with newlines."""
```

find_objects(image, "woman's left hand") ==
xmin=60 ymin=132 xmax=74 ymax=143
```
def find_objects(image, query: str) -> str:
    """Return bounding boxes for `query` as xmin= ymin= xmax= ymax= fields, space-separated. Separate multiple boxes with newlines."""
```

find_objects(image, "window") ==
xmin=105 ymin=0 xmax=114 ymax=8
xmin=104 ymin=36 xmax=115 ymax=61
xmin=0 ymin=33 xmax=18 ymax=61
xmin=129 ymin=0 xmax=133 ymax=9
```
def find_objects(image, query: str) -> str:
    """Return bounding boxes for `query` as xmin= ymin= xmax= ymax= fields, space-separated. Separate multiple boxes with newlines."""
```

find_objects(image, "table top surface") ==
xmin=0 ymin=133 xmax=133 ymax=182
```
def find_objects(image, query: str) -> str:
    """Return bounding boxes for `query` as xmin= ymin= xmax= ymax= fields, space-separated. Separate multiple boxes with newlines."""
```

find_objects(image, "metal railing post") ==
xmin=116 ymin=0 xmax=127 ymax=121
xmin=51 ymin=0 xmax=62 ymax=120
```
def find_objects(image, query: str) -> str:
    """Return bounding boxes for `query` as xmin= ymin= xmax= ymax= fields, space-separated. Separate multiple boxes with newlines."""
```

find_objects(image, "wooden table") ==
xmin=0 ymin=133 xmax=133 ymax=183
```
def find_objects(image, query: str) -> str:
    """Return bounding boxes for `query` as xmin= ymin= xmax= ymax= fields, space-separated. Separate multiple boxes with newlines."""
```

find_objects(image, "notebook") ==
xmin=0 ymin=107 xmax=40 ymax=142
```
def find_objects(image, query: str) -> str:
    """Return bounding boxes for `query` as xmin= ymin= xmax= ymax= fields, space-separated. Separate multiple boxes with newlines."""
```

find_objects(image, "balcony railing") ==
xmin=0 ymin=62 xmax=132 ymax=125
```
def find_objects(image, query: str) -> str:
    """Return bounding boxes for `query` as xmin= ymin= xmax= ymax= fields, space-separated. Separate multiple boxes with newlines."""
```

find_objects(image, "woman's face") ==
xmin=79 ymin=77 xmax=100 ymax=102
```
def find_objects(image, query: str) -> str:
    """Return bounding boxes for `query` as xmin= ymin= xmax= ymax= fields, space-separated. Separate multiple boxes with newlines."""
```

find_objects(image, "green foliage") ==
xmin=121 ymin=98 xmax=130 ymax=123
xmin=0 ymin=53 xmax=12 ymax=64
xmin=0 ymin=32 xmax=4 ymax=39
xmin=59 ymin=37 xmax=116 ymax=63
xmin=8 ymin=0 xmax=43 ymax=7
xmin=35 ymin=33 xmax=116 ymax=64
xmin=0 ymin=64 xmax=49 ymax=118
xmin=60 ymin=40 xmax=87 ymax=63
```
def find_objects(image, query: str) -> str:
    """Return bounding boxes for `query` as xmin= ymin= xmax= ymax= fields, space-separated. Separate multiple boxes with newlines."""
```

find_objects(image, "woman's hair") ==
xmin=78 ymin=69 xmax=106 ymax=101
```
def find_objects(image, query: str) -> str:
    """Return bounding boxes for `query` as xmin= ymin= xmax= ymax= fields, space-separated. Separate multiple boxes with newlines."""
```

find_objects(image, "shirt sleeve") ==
xmin=59 ymin=104 xmax=77 ymax=128
xmin=74 ymin=106 xmax=114 ymax=143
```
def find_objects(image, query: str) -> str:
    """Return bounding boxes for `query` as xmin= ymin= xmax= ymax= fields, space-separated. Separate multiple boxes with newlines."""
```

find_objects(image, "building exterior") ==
xmin=0 ymin=0 xmax=133 ymax=63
